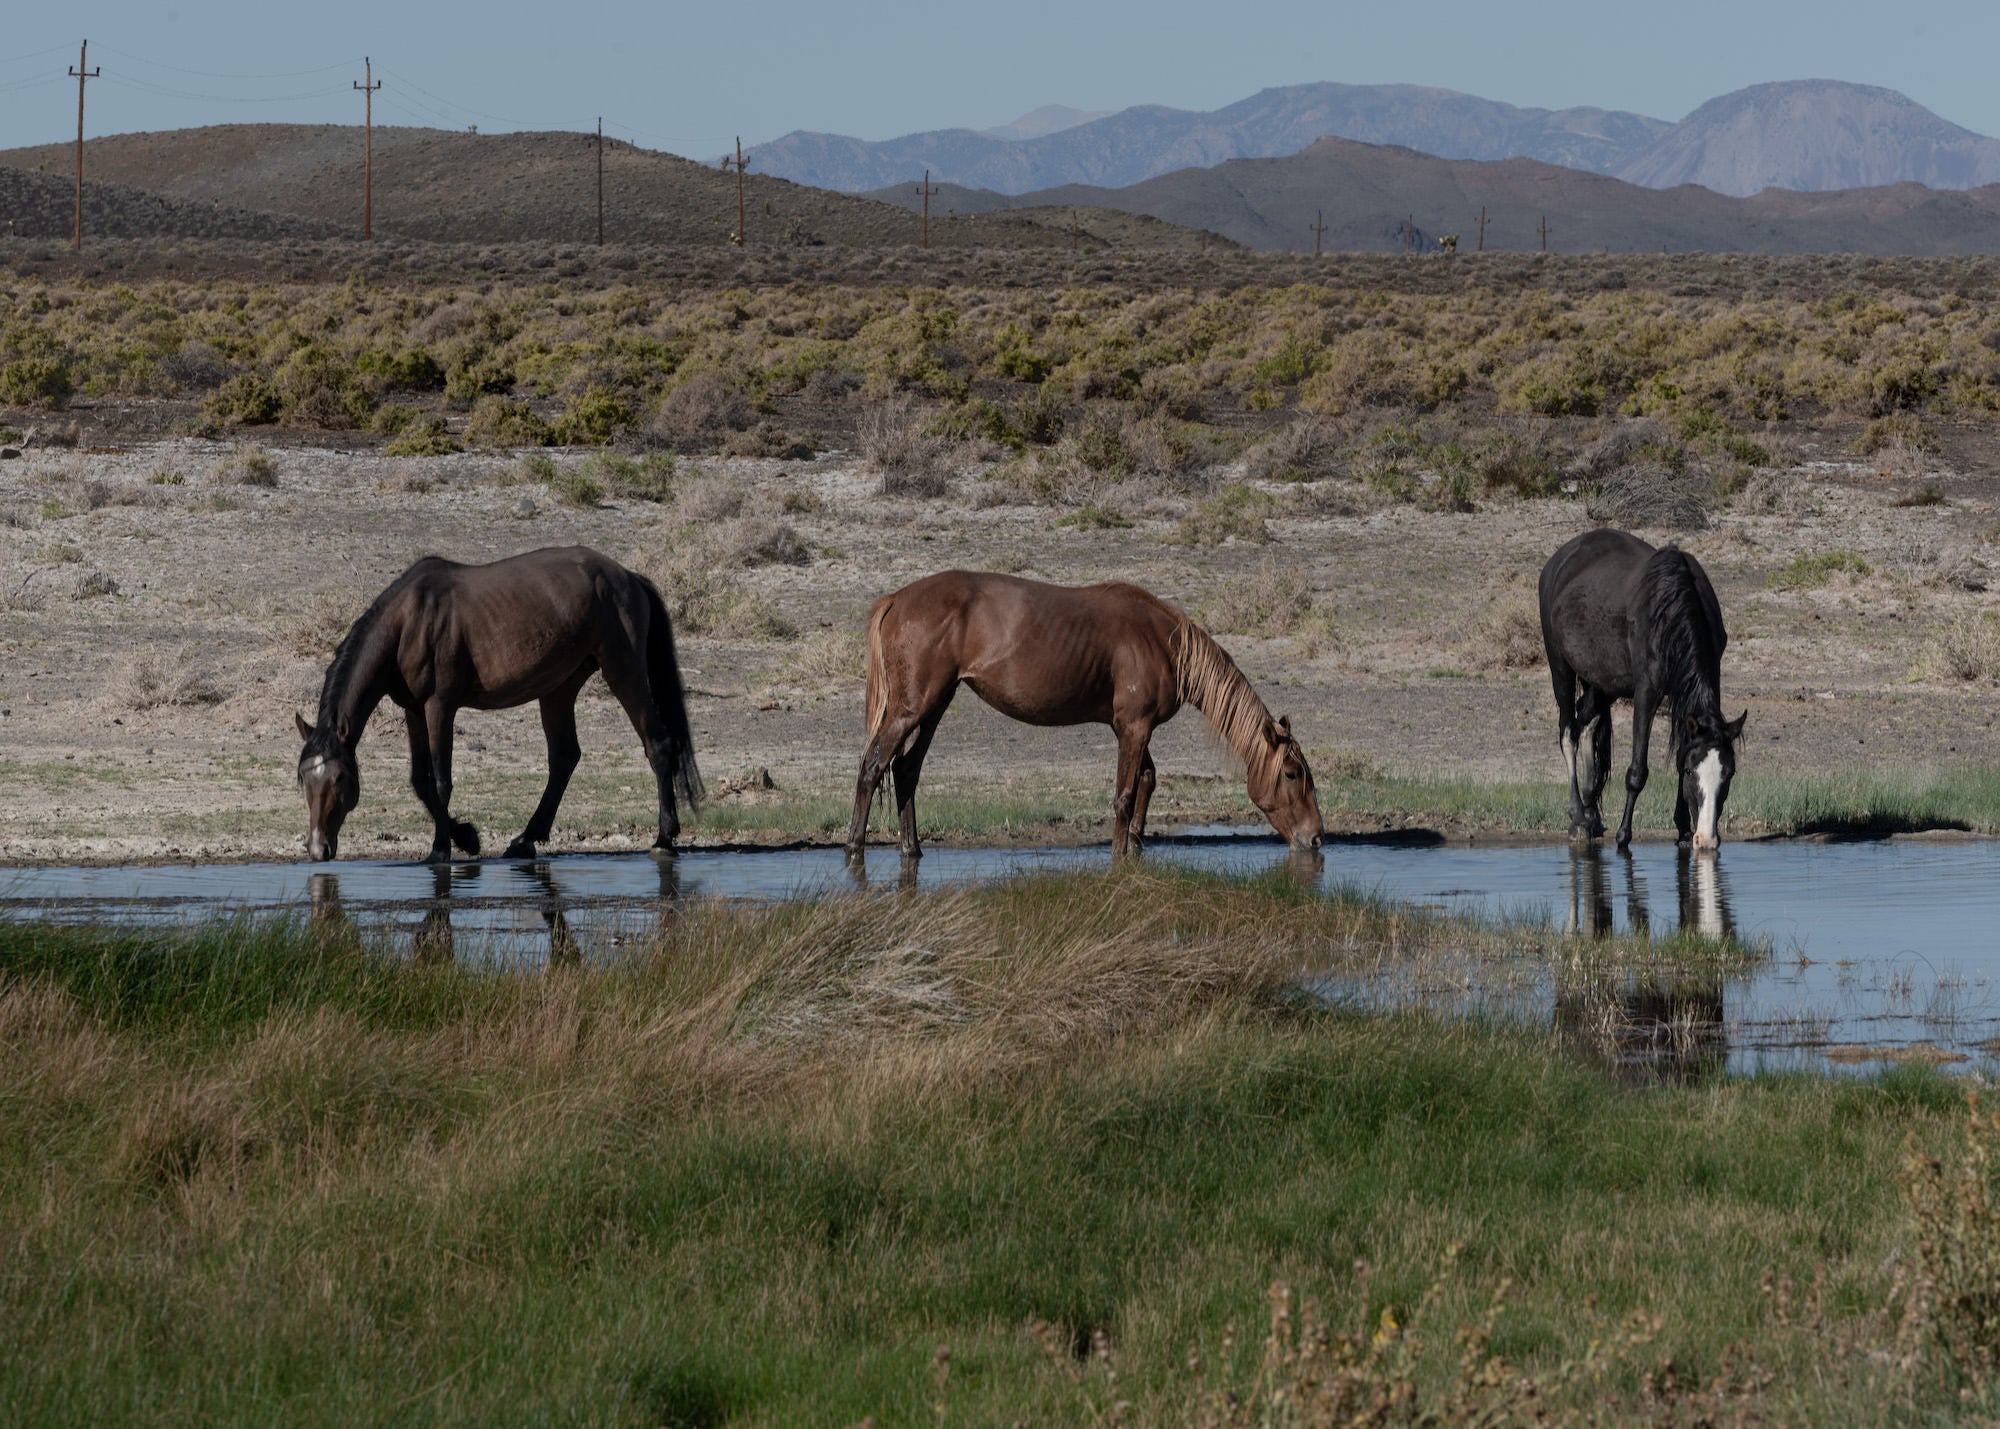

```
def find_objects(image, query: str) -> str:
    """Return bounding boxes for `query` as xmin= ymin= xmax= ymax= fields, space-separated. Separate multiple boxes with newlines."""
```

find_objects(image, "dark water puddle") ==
xmin=5 ymin=834 xmax=1998 ymax=1079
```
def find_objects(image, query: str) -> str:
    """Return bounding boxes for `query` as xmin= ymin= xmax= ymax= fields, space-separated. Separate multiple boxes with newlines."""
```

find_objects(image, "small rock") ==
xmin=0 ymin=447 xmax=19 ymax=460
xmin=512 ymin=497 xmax=537 ymax=518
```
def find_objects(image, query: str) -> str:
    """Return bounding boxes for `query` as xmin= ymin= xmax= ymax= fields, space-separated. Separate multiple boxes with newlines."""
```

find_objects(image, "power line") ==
xmin=92 ymin=48 xmax=362 ymax=81
xmin=100 ymin=75 xmax=351 ymax=105
xmin=0 ymin=43 xmax=74 ymax=69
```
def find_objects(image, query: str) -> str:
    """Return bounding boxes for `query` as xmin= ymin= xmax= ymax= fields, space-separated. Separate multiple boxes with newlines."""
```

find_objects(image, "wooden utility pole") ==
xmin=354 ymin=57 xmax=381 ymax=239
xmin=1539 ymin=214 xmax=1549 ymax=252
xmin=1476 ymin=205 xmax=1487 ymax=253
xmin=721 ymin=137 xmax=749 ymax=245
xmin=915 ymin=168 xmax=938 ymax=248
xmin=595 ymin=118 xmax=604 ymax=245
xmin=1308 ymin=209 xmax=1327 ymax=255
xmin=68 ymin=40 xmax=99 ymax=252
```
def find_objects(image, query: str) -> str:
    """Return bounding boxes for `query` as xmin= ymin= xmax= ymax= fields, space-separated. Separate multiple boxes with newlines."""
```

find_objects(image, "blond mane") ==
xmin=1171 ymin=616 xmax=1278 ymax=770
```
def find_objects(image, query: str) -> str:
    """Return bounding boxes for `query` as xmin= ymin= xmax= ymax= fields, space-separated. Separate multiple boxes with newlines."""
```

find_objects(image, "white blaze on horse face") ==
xmin=1693 ymin=749 xmax=1723 ymax=849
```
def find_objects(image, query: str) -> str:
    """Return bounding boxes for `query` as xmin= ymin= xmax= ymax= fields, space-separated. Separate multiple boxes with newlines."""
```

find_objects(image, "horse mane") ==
xmin=314 ymin=566 xmax=419 ymax=730
xmin=1641 ymin=546 xmax=1724 ymax=747
xmin=1171 ymin=615 xmax=1276 ymax=768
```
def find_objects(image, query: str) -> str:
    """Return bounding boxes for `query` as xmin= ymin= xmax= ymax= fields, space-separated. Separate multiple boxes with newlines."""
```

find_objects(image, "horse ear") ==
xmin=1682 ymin=712 xmax=1700 ymax=741
xmin=1278 ymin=714 xmax=1293 ymax=736
xmin=1264 ymin=719 xmax=1285 ymax=749
xmin=336 ymin=715 xmax=353 ymax=745
xmin=1725 ymin=709 xmax=1748 ymax=740
xmin=295 ymin=713 xmax=314 ymax=742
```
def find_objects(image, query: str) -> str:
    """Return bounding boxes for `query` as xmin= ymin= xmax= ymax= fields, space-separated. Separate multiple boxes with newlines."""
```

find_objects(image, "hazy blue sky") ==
xmin=3 ymin=0 xmax=1998 ymax=158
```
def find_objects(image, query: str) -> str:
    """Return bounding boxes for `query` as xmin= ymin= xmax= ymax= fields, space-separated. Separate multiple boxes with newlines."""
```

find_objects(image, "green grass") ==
xmin=1768 ymin=548 xmax=1873 ymax=590
xmin=0 ymin=870 xmax=1980 ymax=1423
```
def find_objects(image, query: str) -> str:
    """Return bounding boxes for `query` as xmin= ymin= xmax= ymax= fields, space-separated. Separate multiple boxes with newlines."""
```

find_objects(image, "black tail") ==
xmin=638 ymin=575 xmax=704 ymax=810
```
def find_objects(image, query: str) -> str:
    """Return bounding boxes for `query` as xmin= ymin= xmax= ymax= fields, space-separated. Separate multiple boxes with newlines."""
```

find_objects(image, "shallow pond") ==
xmin=5 ymin=833 xmax=1998 ymax=1079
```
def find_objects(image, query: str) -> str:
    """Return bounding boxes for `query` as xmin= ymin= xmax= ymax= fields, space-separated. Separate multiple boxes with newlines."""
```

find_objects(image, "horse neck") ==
xmin=1172 ymin=620 xmax=1274 ymax=771
xmin=317 ymin=607 xmax=396 ymax=741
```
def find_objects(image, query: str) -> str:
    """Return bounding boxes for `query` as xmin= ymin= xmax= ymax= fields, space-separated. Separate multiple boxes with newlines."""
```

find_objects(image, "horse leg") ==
xmin=1110 ymin=721 xmax=1155 ymax=859
xmin=403 ymin=705 xmax=451 ymax=863
xmin=506 ymin=675 xmax=589 ymax=859
xmin=1130 ymin=748 xmax=1159 ymax=846
xmin=1549 ymin=657 xmax=1584 ymax=834
xmin=846 ymin=672 xmax=955 ymax=860
xmin=599 ymin=645 xmax=688 ymax=854
xmin=1575 ymin=686 xmax=1612 ymax=842
xmin=1614 ymin=683 xmax=1659 ymax=852
xmin=890 ymin=695 xmax=953 ymax=859
xmin=423 ymin=700 xmax=480 ymax=860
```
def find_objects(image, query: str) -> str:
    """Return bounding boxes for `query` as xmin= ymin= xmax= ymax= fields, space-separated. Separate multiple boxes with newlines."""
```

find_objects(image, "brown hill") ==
xmin=0 ymin=124 xmax=1217 ymax=251
xmin=0 ymin=165 xmax=343 ymax=242
xmin=875 ymin=137 xmax=2000 ymax=254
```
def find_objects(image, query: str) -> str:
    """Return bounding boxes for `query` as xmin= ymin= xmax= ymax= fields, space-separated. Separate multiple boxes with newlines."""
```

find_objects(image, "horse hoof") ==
xmin=650 ymin=842 xmax=678 ymax=860
xmin=451 ymin=822 xmax=481 ymax=856
xmin=504 ymin=838 xmax=537 ymax=860
xmin=424 ymin=848 xmax=452 ymax=865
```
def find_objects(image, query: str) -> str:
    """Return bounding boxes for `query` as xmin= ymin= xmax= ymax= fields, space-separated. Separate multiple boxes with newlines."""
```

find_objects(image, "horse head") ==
xmin=1678 ymin=709 xmax=1746 ymax=852
xmin=296 ymin=711 xmax=360 ymax=861
xmin=1247 ymin=714 xmax=1323 ymax=851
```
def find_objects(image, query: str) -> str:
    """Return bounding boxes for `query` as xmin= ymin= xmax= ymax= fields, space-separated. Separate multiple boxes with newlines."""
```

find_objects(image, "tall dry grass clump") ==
xmin=114 ymin=646 xmax=224 ymax=711
xmin=1916 ymin=611 xmax=2000 ymax=683
xmin=862 ymin=396 xmax=953 ymax=498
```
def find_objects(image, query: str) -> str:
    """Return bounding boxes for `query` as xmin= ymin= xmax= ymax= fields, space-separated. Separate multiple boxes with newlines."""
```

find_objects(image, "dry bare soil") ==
xmin=1 ymin=423 xmax=1994 ymax=864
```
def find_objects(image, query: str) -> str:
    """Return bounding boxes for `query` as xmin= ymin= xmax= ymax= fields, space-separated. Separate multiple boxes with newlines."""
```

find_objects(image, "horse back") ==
xmin=1538 ymin=530 xmax=1657 ymax=695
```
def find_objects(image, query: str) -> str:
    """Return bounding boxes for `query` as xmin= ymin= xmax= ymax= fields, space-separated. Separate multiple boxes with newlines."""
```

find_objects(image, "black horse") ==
xmin=295 ymin=546 xmax=701 ymax=862
xmin=1538 ymin=530 xmax=1745 ymax=851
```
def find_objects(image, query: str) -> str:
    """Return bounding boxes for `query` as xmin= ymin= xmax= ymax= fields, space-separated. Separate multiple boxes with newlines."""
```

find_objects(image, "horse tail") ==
xmin=863 ymin=596 xmax=893 ymax=743
xmin=638 ymin=575 xmax=704 ymax=810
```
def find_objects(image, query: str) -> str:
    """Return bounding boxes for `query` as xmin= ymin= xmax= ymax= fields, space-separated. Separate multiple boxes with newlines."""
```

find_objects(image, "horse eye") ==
xmin=1285 ymin=769 xmax=1299 ymax=781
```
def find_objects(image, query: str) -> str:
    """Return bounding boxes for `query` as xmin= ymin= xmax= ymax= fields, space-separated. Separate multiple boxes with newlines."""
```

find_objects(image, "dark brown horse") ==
xmin=295 ymin=546 xmax=701 ymax=862
xmin=1539 ymin=530 xmax=1744 ymax=852
xmin=845 ymin=571 xmax=1323 ymax=858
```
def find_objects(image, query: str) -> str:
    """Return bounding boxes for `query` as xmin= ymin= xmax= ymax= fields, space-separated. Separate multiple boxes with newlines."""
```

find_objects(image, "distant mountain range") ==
xmin=867 ymin=136 xmax=2000 ymax=256
xmin=751 ymin=79 xmax=2000 ymax=200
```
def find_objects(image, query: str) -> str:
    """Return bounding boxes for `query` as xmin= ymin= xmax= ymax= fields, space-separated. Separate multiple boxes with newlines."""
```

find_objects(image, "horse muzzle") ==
xmin=307 ymin=834 xmax=336 ymax=862
xmin=1690 ymin=832 xmax=1719 ymax=854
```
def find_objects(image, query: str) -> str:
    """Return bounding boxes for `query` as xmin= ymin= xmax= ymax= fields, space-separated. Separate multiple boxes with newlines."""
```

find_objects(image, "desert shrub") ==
xmin=1586 ymin=464 xmax=1709 ymax=531
xmin=464 ymin=397 xmax=552 ymax=449
xmin=722 ymin=422 xmax=813 ymax=460
xmin=585 ymin=451 xmax=677 ymax=502
xmin=1857 ymin=412 xmax=1940 ymax=455
xmin=1012 ymin=384 xmax=1068 ymax=444
xmin=158 ymin=340 xmax=231 ymax=393
xmin=1916 ymin=612 xmax=2000 ymax=682
xmin=442 ymin=353 xmax=514 ymax=407
xmin=274 ymin=345 xmax=374 ymax=429
xmin=550 ymin=387 xmax=632 ymax=446
xmin=1246 ymin=418 xmax=1345 ymax=483
xmin=1475 ymin=430 xmax=1566 ymax=498
xmin=721 ymin=518 xmax=810 ymax=568
xmin=271 ymin=588 xmax=359 ymax=658
xmin=1470 ymin=598 xmax=1546 ymax=671
xmin=116 ymin=647 xmax=223 ymax=709
xmin=0 ymin=358 xmax=73 ymax=411
xmin=1054 ymin=504 xmax=1132 ymax=530
xmin=639 ymin=542 xmax=797 ymax=641
xmin=383 ymin=413 xmax=461 ymax=457
xmin=779 ymin=487 xmax=825 ymax=516
xmin=354 ymin=347 xmax=446 ymax=393
xmin=1124 ymin=414 xmax=1228 ymax=488
xmin=929 ymin=396 xmax=1020 ymax=451
xmin=1200 ymin=558 xmax=1337 ymax=649
xmin=675 ymin=475 xmax=746 ymax=523
xmin=649 ymin=369 xmax=756 ymax=441
xmin=213 ymin=445 xmax=278 ymax=487
xmin=861 ymin=398 xmax=952 ymax=498
xmin=202 ymin=373 xmax=282 ymax=427
xmin=1768 ymin=548 xmax=1871 ymax=590
xmin=1065 ymin=409 xmax=1136 ymax=479
xmin=1172 ymin=484 xmax=1275 ymax=546
xmin=1133 ymin=368 xmax=1205 ymax=421
xmin=536 ymin=459 xmax=603 ymax=508
xmin=370 ymin=404 xmax=419 ymax=437
xmin=71 ymin=569 xmax=118 ymax=600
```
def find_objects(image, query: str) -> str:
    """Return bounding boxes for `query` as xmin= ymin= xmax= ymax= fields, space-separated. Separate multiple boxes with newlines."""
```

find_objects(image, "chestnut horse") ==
xmin=295 ymin=546 xmax=701 ymax=862
xmin=1539 ymin=530 xmax=1745 ymax=852
xmin=845 ymin=571 xmax=1324 ymax=858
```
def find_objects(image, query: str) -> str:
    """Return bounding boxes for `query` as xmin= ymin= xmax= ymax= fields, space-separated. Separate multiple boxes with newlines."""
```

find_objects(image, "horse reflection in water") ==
xmin=309 ymin=859 xmax=682 ymax=966
xmin=1556 ymin=848 xmax=1733 ymax=1083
